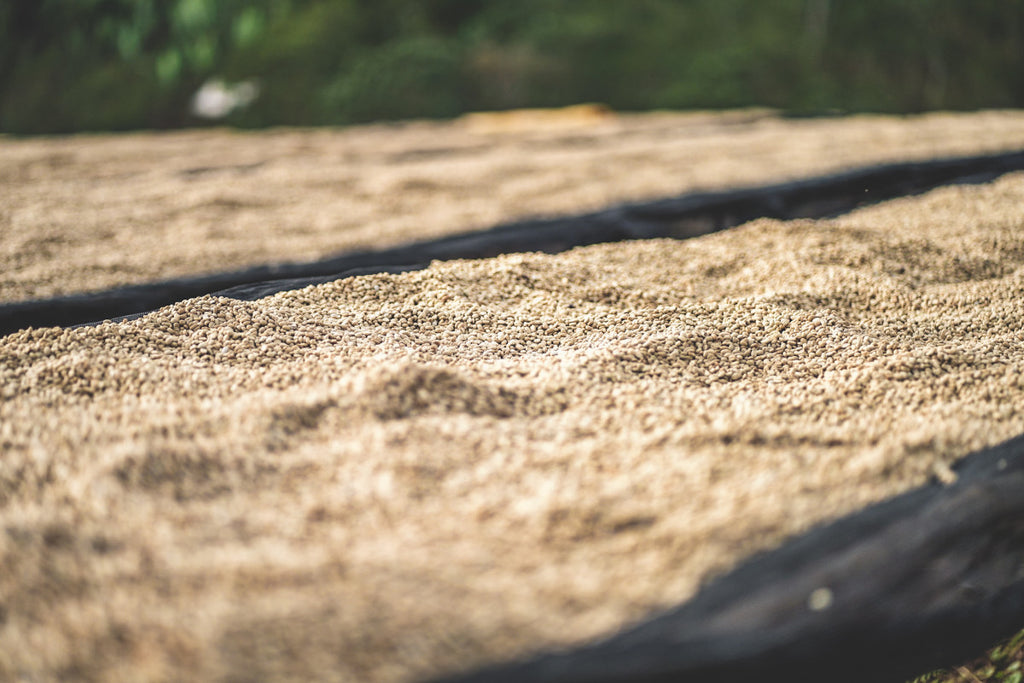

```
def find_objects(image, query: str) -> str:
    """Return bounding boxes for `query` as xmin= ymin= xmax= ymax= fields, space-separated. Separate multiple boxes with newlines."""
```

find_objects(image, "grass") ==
xmin=912 ymin=628 xmax=1024 ymax=683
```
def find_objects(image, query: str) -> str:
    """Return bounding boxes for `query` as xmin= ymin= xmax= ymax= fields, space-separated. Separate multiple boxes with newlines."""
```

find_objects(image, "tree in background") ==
xmin=0 ymin=0 xmax=283 ymax=132
xmin=1 ymin=0 xmax=1022 ymax=134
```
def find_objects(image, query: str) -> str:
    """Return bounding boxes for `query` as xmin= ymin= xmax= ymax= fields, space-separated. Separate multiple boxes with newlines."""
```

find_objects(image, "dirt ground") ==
xmin=2 ymin=111 xmax=1024 ymax=682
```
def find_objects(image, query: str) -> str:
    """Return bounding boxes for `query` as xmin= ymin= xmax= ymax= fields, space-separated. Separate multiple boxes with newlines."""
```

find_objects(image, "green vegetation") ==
xmin=2 ymin=0 xmax=1023 ymax=134
xmin=913 ymin=627 xmax=1024 ymax=683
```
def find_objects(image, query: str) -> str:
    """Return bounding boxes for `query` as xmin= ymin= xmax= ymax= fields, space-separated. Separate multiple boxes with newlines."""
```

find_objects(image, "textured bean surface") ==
xmin=5 ymin=109 xmax=1024 ymax=302
xmin=3 ymin=159 xmax=1024 ymax=681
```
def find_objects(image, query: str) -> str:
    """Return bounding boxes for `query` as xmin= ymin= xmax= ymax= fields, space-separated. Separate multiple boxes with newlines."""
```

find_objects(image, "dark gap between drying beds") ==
xmin=2 ymin=148 xmax=1024 ymax=335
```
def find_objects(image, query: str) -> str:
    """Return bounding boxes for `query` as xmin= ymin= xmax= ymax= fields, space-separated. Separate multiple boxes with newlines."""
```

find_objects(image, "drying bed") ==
xmin=4 ymin=147 xmax=1024 ymax=334
xmin=1 ymin=111 xmax=1023 ymax=682
xmin=6 ymin=109 xmax=1024 ymax=305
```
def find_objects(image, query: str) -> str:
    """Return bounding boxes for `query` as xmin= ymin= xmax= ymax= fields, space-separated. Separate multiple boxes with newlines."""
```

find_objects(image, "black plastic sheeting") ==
xmin=3 ymin=148 xmax=1024 ymax=335
xmin=431 ymin=435 xmax=1024 ymax=683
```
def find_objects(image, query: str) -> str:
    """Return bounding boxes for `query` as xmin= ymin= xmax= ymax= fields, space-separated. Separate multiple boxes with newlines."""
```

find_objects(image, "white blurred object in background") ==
xmin=191 ymin=79 xmax=260 ymax=119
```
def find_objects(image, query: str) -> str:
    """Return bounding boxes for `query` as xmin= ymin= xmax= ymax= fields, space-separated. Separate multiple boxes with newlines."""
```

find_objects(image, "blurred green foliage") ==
xmin=1 ymin=0 xmax=1023 ymax=134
